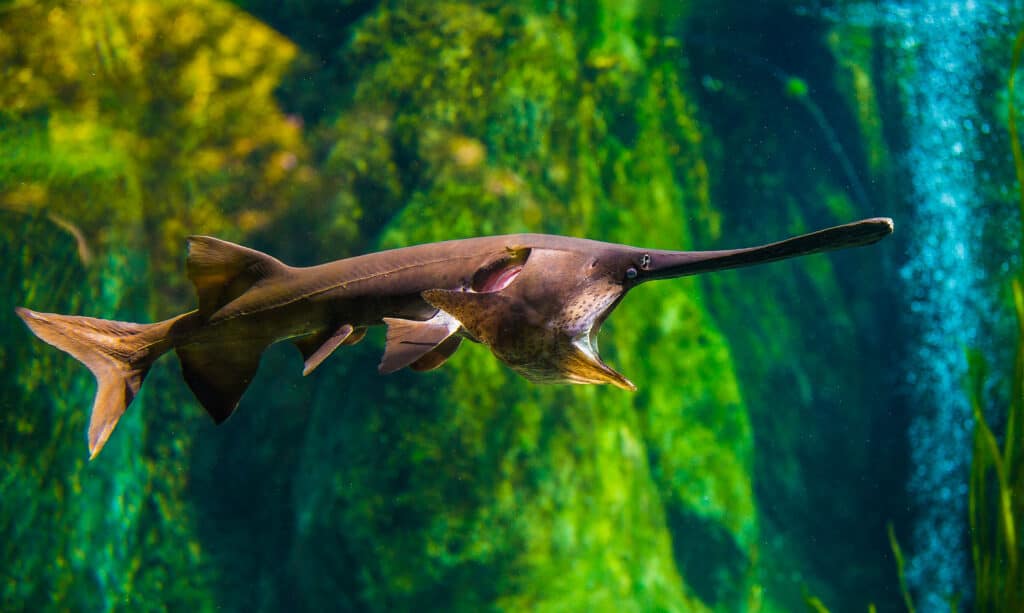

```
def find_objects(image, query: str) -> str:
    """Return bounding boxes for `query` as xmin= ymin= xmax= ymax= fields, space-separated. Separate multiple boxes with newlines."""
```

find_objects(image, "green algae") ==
xmin=0 ymin=1 xmax=912 ymax=611
xmin=1 ymin=1 xmax=304 ymax=610
xmin=2 ymin=217 xmax=212 ymax=610
xmin=684 ymin=9 xmax=906 ymax=610
xmin=279 ymin=2 xmax=761 ymax=610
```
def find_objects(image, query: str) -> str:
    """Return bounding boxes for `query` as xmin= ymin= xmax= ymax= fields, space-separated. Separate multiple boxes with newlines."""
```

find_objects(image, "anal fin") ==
xmin=177 ymin=342 xmax=266 ymax=423
xmin=295 ymin=323 xmax=356 ymax=376
xmin=380 ymin=310 xmax=461 ymax=374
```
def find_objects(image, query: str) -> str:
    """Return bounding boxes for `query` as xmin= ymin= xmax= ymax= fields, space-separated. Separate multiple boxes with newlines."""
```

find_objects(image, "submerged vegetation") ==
xmin=0 ymin=1 xmax=1017 ymax=611
xmin=968 ymin=317 xmax=1024 ymax=613
xmin=966 ymin=29 xmax=1024 ymax=612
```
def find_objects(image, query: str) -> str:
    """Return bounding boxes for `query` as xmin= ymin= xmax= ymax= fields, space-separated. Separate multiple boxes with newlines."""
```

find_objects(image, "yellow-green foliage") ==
xmin=0 ymin=1 xmax=897 ymax=611
xmin=285 ymin=3 xmax=756 ymax=611
xmin=0 ymin=0 xmax=304 ymax=297
xmin=1 ymin=1 xmax=303 ymax=608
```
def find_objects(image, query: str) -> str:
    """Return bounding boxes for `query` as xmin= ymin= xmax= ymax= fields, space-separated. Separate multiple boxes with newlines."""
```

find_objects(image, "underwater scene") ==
xmin=2 ymin=0 xmax=1024 ymax=611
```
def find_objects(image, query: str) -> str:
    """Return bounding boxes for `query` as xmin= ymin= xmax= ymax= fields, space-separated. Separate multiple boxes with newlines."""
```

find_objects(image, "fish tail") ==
xmin=15 ymin=307 xmax=177 ymax=459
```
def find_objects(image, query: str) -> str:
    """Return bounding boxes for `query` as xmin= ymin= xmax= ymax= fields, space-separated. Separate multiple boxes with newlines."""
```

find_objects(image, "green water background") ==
xmin=0 ymin=1 xmax=1020 ymax=611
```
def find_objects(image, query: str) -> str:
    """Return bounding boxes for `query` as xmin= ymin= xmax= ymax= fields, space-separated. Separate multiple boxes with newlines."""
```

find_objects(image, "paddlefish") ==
xmin=16 ymin=217 xmax=894 ymax=458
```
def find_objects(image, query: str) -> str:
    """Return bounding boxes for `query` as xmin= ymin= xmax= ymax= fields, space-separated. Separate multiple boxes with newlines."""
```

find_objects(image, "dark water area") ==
xmin=1 ymin=1 xmax=1022 ymax=612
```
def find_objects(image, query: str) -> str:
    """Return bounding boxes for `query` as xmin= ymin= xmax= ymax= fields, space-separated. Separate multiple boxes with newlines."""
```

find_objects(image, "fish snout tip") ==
xmin=851 ymin=216 xmax=894 ymax=246
xmin=864 ymin=216 xmax=894 ymax=235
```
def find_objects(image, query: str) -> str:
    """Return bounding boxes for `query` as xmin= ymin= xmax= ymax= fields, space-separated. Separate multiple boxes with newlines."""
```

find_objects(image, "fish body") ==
xmin=16 ymin=217 xmax=894 ymax=458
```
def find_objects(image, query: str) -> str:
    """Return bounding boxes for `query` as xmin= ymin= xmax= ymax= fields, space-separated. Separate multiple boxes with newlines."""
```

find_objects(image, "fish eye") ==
xmin=625 ymin=267 xmax=638 ymax=280
xmin=640 ymin=254 xmax=651 ymax=270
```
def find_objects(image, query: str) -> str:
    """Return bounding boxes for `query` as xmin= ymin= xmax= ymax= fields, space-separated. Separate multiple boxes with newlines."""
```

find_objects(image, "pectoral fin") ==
xmin=421 ymin=289 xmax=511 ymax=342
xmin=409 ymin=335 xmax=463 ymax=371
xmin=380 ymin=310 xmax=461 ymax=374
xmin=295 ymin=323 xmax=361 ymax=376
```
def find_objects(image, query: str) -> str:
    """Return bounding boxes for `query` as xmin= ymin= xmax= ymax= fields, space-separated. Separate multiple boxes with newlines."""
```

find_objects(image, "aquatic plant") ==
xmin=965 ymin=27 xmax=1024 ymax=613
xmin=0 ymin=1 xmax=304 ymax=608
xmin=0 ymin=0 xmax=306 ymax=285
xmin=0 ymin=1 xmax=914 ymax=611
xmin=284 ymin=2 xmax=759 ymax=610
xmin=967 ymin=333 xmax=1024 ymax=613
xmin=887 ymin=523 xmax=916 ymax=613
xmin=687 ymin=7 xmax=907 ymax=608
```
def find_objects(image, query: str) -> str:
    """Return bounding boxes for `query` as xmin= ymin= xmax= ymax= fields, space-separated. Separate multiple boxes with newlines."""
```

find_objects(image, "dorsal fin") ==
xmin=186 ymin=236 xmax=288 ymax=317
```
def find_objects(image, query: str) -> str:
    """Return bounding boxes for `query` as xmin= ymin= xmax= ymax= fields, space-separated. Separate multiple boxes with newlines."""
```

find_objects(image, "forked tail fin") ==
xmin=15 ymin=307 xmax=173 ymax=459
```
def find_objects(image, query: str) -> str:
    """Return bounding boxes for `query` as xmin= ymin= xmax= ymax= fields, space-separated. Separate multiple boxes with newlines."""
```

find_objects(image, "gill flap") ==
xmin=177 ymin=341 xmax=267 ymax=424
xmin=471 ymin=247 xmax=530 ymax=292
xmin=186 ymin=236 xmax=288 ymax=317
xmin=294 ymin=323 xmax=367 ymax=376
xmin=379 ymin=310 xmax=461 ymax=374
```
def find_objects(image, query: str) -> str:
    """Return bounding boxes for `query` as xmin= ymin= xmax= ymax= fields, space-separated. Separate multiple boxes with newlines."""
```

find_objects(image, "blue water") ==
xmin=891 ymin=1 xmax=992 ymax=606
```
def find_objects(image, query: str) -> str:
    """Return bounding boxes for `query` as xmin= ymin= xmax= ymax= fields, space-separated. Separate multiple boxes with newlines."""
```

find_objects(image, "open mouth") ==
xmin=568 ymin=332 xmax=636 ymax=391
xmin=567 ymin=294 xmax=635 ymax=391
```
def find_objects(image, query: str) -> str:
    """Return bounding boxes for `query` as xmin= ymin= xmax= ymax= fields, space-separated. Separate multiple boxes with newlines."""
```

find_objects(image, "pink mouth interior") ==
xmin=477 ymin=264 xmax=523 ymax=292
